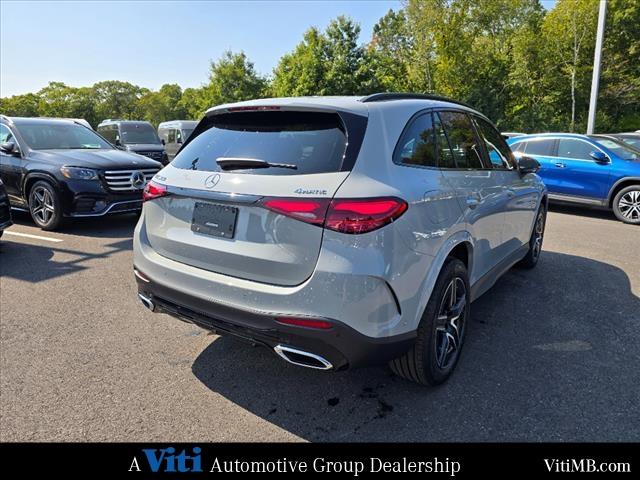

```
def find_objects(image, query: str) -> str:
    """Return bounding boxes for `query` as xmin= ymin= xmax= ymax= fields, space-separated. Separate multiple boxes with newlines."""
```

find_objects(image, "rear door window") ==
xmin=525 ymin=139 xmax=555 ymax=156
xmin=394 ymin=113 xmax=437 ymax=168
xmin=172 ymin=111 xmax=349 ymax=175
xmin=474 ymin=116 xmax=516 ymax=169
xmin=437 ymin=111 xmax=484 ymax=169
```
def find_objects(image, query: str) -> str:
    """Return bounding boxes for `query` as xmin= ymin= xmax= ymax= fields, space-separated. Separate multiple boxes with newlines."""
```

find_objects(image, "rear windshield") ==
xmin=120 ymin=123 xmax=161 ymax=145
xmin=171 ymin=111 xmax=348 ymax=175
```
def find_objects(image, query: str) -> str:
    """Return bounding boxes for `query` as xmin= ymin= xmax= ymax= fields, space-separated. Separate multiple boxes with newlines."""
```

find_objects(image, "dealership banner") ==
xmin=0 ymin=443 xmax=634 ymax=476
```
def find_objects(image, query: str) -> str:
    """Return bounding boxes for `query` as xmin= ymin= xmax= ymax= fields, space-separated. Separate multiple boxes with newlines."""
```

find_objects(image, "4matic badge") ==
xmin=294 ymin=188 xmax=327 ymax=195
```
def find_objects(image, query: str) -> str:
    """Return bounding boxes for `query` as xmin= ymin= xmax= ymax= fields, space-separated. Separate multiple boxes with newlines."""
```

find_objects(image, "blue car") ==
xmin=508 ymin=133 xmax=640 ymax=224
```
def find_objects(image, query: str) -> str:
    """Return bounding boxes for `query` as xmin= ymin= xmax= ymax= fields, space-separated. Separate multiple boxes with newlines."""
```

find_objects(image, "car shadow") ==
xmin=8 ymin=210 xmax=139 ymax=239
xmin=191 ymin=251 xmax=640 ymax=441
xmin=0 ymin=237 xmax=132 ymax=283
xmin=548 ymin=203 xmax=617 ymax=222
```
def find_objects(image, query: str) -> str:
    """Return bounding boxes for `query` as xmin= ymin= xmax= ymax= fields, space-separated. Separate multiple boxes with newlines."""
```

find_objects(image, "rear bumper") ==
xmin=135 ymin=272 xmax=415 ymax=370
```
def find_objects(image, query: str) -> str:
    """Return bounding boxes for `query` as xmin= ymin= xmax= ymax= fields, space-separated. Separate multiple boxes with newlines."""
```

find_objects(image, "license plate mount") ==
xmin=191 ymin=202 xmax=238 ymax=239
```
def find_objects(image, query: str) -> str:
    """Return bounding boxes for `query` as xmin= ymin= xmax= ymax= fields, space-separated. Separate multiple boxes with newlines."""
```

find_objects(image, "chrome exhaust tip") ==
xmin=138 ymin=293 xmax=155 ymax=312
xmin=274 ymin=345 xmax=333 ymax=370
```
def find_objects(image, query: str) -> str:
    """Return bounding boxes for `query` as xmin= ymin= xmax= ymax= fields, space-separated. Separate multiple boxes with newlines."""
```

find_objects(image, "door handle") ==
xmin=507 ymin=189 xmax=516 ymax=198
xmin=466 ymin=196 xmax=480 ymax=209
xmin=555 ymin=162 xmax=566 ymax=168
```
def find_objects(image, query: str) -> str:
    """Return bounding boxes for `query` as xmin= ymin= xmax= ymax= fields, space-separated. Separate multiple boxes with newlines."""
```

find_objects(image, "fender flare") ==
xmin=22 ymin=171 xmax=65 ymax=199
xmin=607 ymin=177 xmax=640 ymax=205
xmin=412 ymin=231 xmax=474 ymax=330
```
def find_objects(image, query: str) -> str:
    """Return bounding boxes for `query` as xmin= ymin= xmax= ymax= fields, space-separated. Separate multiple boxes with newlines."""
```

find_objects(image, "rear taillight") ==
xmin=261 ymin=198 xmax=330 ymax=226
xmin=326 ymin=197 xmax=408 ymax=234
xmin=142 ymin=180 xmax=169 ymax=202
xmin=261 ymin=197 xmax=407 ymax=234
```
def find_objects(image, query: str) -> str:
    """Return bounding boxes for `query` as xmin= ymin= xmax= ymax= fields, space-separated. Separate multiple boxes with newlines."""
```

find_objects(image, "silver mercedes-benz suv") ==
xmin=133 ymin=93 xmax=547 ymax=386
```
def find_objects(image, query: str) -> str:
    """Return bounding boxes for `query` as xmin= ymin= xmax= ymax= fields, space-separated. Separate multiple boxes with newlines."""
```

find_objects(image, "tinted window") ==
xmin=18 ymin=123 xmax=112 ymax=150
xmin=171 ymin=111 xmax=348 ymax=175
xmin=474 ymin=117 xmax=516 ymax=169
xmin=120 ymin=123 xmax=161 ymax=145
xmin=557 ymin=139 xmax=596 ymax=160
xmin=394 ymin=113 xmax=437 ymax=167
xmin=510 ymin=141 xmax=526 ymax=152
xmin=434 ymin=113 xmax=455 ymax=168
xmin=0 ymin=125 xmax=14 ymax=143
xmin=99 ymin=125 xmax=117 ymax=143
xmin=182 ymin=129 xmax=194 ymax=141
xmin=591 ymin=138 xmax=639 ymax=161
xmin=438 ymin=111 xmax=484 ymax=169
xmin=525 ymin=139 xmax=555 ymax=156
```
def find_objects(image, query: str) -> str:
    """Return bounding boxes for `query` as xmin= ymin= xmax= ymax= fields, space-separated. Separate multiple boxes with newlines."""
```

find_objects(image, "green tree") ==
xmin=0 ymin=93 xmax=41 ymax=117
xmin=136 ymin=83 xmax=187 ymax=127
xmin=200 ymin=51 xmax=267 ymax=108
xmin=541 ymin=0 xmax=598 ymax=132
xmin=92 ymin=80 xmax=147 ymax=121
xmin=271 ymin=27 xmax=328 ymax=96
xmin=597 ymin=0 xmax=640 ymax=131
xmin=272 ymin=16 xmax=379 ymax=96
xmin=368 ymin=9 xmax=413 ymax=91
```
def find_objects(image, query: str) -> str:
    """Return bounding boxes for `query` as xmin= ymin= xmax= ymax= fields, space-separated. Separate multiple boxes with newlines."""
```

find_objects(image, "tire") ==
xmin=28 ymin=180 xmax=63 ymax=231
xmin=612 ymin=185 xmax=640 ymax=225
xmin=389 ymin=257 xmax=470 ymax=386
xmin=517 ymin=204 xmax=546 ymax=269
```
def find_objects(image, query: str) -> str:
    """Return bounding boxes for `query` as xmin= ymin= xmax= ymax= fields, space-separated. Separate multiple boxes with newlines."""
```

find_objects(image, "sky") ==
xmin=0 ymin=0 xmax=558 ymax=98
xmin=0 ymin=0 xmax=402 ymax=97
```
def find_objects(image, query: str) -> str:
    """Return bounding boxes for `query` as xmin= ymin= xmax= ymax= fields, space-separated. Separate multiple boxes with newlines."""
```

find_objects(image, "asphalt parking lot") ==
xmin=0 ymin=205 xmax=638 ymax=442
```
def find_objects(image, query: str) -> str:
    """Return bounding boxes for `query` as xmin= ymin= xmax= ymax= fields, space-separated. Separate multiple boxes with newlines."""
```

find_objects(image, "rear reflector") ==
xmin=133 ymin=268 xmax=150 ymax=283
xmin=261 ymin=196 xmax=408 ymax=234
xmin=275 ymin=317 xmax=334 ymax=330
xmin=142 ymin=180 xmax=169 ymax=202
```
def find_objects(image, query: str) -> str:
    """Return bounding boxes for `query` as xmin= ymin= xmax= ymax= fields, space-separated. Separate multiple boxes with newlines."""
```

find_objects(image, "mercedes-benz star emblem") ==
xmin=130 ymin=171 xmax=146 ymax=190
xmin=204 ymin=174 xmax=221 ymax=189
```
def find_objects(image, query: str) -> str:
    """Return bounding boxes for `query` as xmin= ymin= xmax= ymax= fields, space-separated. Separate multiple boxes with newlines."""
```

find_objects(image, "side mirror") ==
xmin=517 ymin=155 xmax=540 ymax=175
xmin=161 ymin=139 xmax=166 ymax=145
xmin=0 ymin=141 xmax=18 ymax=155
xmin=589 ymin=151 xmax=609 ymax=163
xmin=115 ymin=138 xmax=122 ymax=147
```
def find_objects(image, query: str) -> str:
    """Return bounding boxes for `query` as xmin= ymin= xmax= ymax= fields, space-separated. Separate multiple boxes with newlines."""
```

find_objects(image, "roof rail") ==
xmin=360 ymin=92 xmax=474 ymax=109
xmin=0 ymin=114 xmax=14 ymax=125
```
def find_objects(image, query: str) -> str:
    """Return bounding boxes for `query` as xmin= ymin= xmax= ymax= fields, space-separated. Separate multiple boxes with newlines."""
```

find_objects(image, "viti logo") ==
xmin=129 ymin=446 xmax=203 ymax=473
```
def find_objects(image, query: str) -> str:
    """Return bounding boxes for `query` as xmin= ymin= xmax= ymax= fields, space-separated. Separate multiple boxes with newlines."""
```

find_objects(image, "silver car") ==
xmin=133 ymin=93 xmax=547 ymax=386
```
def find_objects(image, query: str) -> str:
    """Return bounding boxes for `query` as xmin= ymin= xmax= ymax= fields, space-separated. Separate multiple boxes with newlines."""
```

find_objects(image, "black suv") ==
xmin=0 ymin=116 xmax=162 ymax=230
xmin=97 ymin=119 xmax=168 ymax=165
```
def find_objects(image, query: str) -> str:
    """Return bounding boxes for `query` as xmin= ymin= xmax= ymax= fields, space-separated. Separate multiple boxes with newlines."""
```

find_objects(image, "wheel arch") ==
xmin=607 ymin=177 xmax=640 ymax=207
xmin=22 ymin=171 xmax=64 ymax=200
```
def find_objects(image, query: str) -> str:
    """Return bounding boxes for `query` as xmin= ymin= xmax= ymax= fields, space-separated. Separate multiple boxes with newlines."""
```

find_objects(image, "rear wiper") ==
xmin=216 ymin=157 xmax=297 ymax=171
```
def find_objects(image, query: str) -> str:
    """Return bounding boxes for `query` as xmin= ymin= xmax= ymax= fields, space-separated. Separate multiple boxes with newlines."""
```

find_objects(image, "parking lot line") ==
xmin=3 ymin=231 xmax=63 ymax=243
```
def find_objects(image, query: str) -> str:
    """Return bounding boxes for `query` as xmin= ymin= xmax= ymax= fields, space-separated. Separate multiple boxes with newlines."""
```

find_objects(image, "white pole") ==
xmin=587 ymin=0 xmax=607 ymax=134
